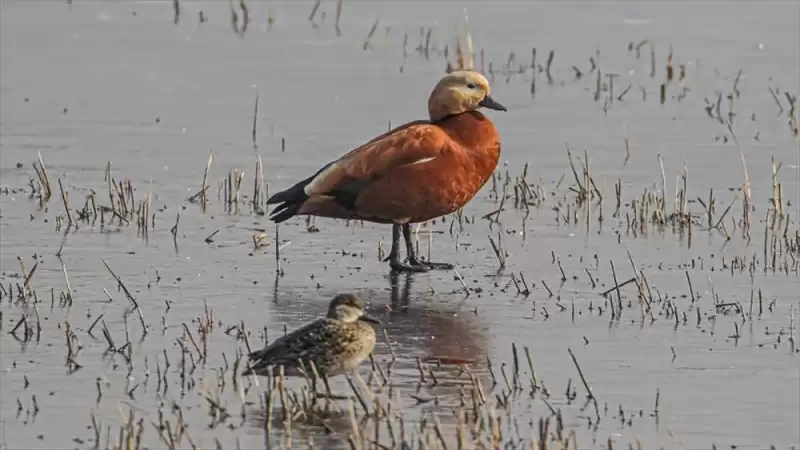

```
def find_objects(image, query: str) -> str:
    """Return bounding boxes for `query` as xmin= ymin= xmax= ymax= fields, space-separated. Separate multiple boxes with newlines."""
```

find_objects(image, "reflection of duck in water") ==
xmin=381 ymin=273 xmax=487 ymax=364
xmin=367 ymin=273 xmax=493 ymax=417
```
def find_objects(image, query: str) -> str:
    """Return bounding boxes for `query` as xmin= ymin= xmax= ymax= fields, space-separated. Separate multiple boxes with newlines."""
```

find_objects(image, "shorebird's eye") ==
xmin=467 ymin=83 xmax=477 ymax=89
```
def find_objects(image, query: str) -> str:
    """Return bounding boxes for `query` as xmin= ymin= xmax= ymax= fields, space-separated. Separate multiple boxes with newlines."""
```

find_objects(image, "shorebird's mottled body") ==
xmin=243 ymin=294 xmax=379 ymax=378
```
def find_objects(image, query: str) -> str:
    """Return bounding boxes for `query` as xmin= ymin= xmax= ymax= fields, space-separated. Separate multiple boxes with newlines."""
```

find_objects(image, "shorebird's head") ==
xmin=328 ymin=293 xmax=381 ymax=325
xmin=428 ymin=70 xmax=506 ymax=122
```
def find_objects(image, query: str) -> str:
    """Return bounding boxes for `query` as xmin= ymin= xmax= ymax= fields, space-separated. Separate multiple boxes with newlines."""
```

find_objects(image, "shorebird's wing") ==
xmin=246 ymin=319 xmax=351 ymax=374
xmin=247 ymin=320 xmax=322 ymax=362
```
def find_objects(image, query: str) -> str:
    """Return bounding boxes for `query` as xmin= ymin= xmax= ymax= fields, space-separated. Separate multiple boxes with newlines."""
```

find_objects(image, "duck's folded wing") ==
xmin=266 ymin=121 xmax=455 ymax=222
xmin=305 ymin=122 xmax=452 ymax=199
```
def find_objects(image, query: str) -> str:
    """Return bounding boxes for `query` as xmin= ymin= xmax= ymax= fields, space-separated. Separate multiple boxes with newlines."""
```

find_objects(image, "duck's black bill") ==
xmin=479 ymin=95 xmax=507 ymax=111
xmin=359 ymin=314 xmax=381 ymax=325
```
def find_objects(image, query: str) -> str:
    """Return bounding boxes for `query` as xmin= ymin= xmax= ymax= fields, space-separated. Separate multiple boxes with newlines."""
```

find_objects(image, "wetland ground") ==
xmin=1 ymin=1 xmax=799 ymax=449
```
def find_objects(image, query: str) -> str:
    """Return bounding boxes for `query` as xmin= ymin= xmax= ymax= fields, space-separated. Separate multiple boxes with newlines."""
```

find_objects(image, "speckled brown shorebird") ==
xmin=243 ymin=294 xmax=380 ymax=378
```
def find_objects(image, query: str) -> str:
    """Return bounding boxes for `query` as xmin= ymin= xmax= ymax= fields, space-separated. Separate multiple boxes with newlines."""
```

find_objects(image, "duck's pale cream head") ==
xmin=327 ymin=294 xmax=381 ymax=324
xmin=428 ymin=71 xmax=506 ymax=122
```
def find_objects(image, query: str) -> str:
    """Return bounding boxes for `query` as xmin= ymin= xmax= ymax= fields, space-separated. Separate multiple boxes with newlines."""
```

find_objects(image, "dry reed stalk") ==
xmin=275 ymin=225 xmax=281 ymax=274
xmin=252 ymin=91 xmax=259 ymax=149
xmin=33 ymin=152 xmax=52 ymax=201
xmin=623 ymin=122 xmax=631 ymax=165
xmin=363 ymin=20 xmax=379 ymax=51
xmin=649 ymin=41 xmax=655 ymax=77
xmin=567 ymin=349 xmax=600 ymax=422
xmin=770 ymin=157 xmax=783 ymax=217
xmin=545 ymin=50 xmax=554 ymax=85
xmin=188 ymin=151 xmax=213 ymax=212
xmin=680 ymin=161 xmax=688 ymax=224
xmin=617 ymin=84 xmax=631 ymax=101
xmin=658 ymin=154 xmax=667 ymax=225
xmin=488 ymin=233 xmax=506 ymax=269
xmin=172 ymin=0 xmax=179 ymax=25
xmin=335 ymin=0 xmax=343 ymax=36
xmin=229 ymin=1 xmax=239 ymax=33
xmin=462 ymin=8 xmax=474 ymax=70
xmin=593 ymin=69 xmax=601 ymax=101
xmin=725 ymin=120 xmax=752 ymax=239
xmin=253 ymin=154 xmax=266 ymax=214
xmin=238 ymin=0 xmax=249 ymax=34
xmin=607 ymin=73 xmax=618 ymax=103
xmin=103 ymin=260 xmax=147 ymax=336
xmin=21 ymin=260 xmax=37 ymax=299
xmin=57 ymin=178 xmax=73 ymax=228
xmin=666 ymin=46 xmax=674 ymax=82
xmin=453 ymin=14 xmax=474 ymax=71
xmin=266 ymin=7 xmax=276 ymax=30
xmin=308 ymin=0 xmax=321 ymax=25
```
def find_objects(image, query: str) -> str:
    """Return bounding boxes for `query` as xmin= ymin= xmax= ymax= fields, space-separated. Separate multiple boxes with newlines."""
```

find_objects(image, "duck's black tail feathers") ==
xmin=267 ymin=173 xmax=315 ymax=223
xmin=268 ymin=201 xmax=304 ymax=223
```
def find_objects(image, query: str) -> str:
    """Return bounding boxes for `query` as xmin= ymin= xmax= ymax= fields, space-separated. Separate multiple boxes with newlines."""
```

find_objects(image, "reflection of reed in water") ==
xmin=246 ymin=405 xmax=352 ymax=449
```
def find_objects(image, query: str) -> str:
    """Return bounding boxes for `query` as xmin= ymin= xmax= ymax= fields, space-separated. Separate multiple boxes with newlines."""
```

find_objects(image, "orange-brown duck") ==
xmin=267 ymin=71 xmax=505 ymax=272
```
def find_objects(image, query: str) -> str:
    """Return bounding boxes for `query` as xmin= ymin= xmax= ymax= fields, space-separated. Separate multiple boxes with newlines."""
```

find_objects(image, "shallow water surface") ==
xmin=1 ymin=1 xmax=799 ymax=449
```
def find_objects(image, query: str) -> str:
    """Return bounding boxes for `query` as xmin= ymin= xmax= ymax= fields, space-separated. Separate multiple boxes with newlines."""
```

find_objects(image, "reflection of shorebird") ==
xmin=243 ymin=294 xmax=380 ymax=378
xmin=265 ymin=71 xmax=506 ymax=272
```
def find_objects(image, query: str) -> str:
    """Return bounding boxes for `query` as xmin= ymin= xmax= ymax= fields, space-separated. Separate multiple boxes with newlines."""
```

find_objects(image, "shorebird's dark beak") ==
xmin=479 ymin=95 xmax=507 ymax=111
xmin=359 ymin=314 xmax=381 ymax=325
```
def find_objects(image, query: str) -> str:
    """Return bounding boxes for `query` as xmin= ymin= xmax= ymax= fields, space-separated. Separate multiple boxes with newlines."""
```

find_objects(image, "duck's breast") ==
xmin=345 ymin=112 xmax=501 ymax=223
xmin=442 ymin=111 xmax=502 ymax=184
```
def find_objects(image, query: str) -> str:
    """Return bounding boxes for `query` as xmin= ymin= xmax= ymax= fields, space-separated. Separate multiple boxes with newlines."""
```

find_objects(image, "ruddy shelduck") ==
xmin=267 ymin=71 xmax=506 ymax=272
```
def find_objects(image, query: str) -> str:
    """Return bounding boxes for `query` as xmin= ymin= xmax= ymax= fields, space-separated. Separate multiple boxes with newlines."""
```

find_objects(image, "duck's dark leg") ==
xmin=403 ymin=223 xmax=454 ymax=270
xmin=386 ymin=224 xmax=429 ymax=272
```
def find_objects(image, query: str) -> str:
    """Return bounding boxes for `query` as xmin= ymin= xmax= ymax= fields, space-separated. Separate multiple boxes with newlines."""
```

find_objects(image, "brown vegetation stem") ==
xmin=102 ymin=260 xmax=147 ymax=335
xmin=567 ymin=348 xmax=600 ymax=422
xmin=58 ymin=178 xmax=73 ymax=227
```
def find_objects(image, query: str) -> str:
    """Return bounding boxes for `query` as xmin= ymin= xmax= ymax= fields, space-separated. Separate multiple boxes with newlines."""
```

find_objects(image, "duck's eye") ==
xmin=467 ymin=83 xmax=477 ymax=89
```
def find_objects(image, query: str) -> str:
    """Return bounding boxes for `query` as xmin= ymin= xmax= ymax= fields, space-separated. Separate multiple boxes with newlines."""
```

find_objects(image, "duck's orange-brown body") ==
xmin=283 ymin=111 xmax=500 ymax=224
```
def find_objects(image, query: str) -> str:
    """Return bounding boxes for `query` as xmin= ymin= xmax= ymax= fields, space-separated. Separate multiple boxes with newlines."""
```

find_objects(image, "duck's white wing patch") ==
xmin=304 ymin=162 xmax=340 ymax=196
xmin=405 ymin=156 xmax=437 ymax=166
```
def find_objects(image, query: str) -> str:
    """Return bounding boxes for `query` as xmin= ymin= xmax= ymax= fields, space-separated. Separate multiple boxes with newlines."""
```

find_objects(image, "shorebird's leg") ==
xmin=402 ymin=224 xmax=454 ymax=270
xmin=386 ymin=223 xmax=429 ymax=272
xmin=322 ymin=373 xmax=333 ymax=398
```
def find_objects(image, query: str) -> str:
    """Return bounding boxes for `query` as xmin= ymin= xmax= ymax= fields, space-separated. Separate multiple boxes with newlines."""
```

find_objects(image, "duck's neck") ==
xmin=436 ymin=110 xmax=501 ymax=182
xmin=436 ymin=111 xmax=499 ymax=153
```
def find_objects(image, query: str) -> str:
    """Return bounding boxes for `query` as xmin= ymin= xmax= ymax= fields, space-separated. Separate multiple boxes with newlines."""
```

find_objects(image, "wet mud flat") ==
xmin=1 ymin=1 xmax=799 ymax=449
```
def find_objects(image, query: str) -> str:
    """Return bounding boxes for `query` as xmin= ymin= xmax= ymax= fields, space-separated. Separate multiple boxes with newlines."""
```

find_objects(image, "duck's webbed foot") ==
xmin=384 ymin=251 xmax=432 ymax=272
xmin=389 ymin=257 xmax=434 ymax=272
xmin=384 ymin=223 xmax=456 ymax=272
xmin=383 ymin=223 xmax=433 ymax=272
xmin=406 ymin=257 xmax=454 ymax=271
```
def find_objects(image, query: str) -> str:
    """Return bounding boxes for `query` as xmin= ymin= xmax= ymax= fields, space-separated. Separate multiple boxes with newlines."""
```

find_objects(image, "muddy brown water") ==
xmin=1 ymin=1 xmax=799 ymax=449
